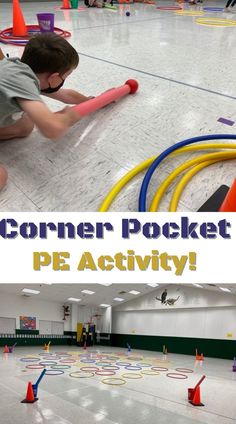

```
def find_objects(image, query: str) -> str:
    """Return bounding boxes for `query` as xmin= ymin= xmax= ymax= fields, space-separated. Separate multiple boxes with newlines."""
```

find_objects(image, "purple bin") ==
xmin=37 ymin=13 xmax=55 ymax=33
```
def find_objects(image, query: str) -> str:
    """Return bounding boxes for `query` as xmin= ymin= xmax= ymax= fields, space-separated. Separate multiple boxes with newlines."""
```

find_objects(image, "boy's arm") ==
xmin=17 ymin=98 xmax=80 ymax=139
xmin=43 ymin=89 xmax=92 ymax=104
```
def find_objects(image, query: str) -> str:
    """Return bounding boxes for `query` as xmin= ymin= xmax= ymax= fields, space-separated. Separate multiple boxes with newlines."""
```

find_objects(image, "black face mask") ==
xmin=41 ymin=78 xmax=64 ymax=94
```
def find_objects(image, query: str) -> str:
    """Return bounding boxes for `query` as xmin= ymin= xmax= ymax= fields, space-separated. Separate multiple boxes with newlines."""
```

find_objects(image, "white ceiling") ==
xmin=0 ymin=284 xmax=235 ymax=306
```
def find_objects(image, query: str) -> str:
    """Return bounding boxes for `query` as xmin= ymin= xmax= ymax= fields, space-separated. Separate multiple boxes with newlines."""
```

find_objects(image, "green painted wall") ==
xmin=0 ymin=331 xmax=77 ymax=347
xmin=99 ymin=333 xmax=236 ymax=360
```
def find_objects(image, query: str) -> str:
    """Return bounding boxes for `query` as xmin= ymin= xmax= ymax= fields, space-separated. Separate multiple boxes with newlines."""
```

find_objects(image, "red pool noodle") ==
xmin=72 ymin=79 xmax=138 ymax=117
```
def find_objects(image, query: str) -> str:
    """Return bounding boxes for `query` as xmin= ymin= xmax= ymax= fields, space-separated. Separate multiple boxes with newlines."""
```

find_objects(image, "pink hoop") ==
xmin=26 ymin=364 xmax=45 ymax=369
xmin=175 ymin=368 xmax=193 ymax=373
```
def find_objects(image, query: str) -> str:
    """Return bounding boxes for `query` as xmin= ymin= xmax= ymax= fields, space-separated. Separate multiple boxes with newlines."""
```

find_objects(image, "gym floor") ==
xmin=0 ymin=346 xmax=235 ymax=424
xmin=0 ymin=1 xmax=236 ymax=212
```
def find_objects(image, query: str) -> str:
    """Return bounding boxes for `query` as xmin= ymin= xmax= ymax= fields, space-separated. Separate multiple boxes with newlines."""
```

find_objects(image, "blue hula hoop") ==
xmin=138 ymin=134 xmax=236 ymax=211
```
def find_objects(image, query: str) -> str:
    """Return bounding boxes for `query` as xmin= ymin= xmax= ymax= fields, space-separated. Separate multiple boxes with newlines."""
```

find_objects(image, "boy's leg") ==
xmin=0 ymin=114 xmax=34 ymax=141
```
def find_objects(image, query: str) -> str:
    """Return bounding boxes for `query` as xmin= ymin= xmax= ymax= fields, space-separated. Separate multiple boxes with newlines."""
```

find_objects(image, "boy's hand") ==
xmin=17 ymin=99 xmax=81 ymax=139
xmin=55 ymin=106 xmax=79 ymax=126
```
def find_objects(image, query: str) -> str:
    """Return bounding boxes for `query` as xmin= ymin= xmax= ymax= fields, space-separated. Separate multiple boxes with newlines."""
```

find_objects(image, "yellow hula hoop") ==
xmin=196 ymin=17 xmax=236 ymax=26
xmin=175 ymin=10 xmax=204 ymax=15
xmin=150 ymin=151 xmax=236 ymax=211
xmin=122 ymin=373 xmax=143 ymax=379
xmin=141 ymin=370 xmax=160 ymax=375
xmin=102 ymin=377 xmax=126 ymax=386
xmin=169 ymin=159 xmax=225 ymax=211
xmin=99 ymin=143 xmax=236 ymax=212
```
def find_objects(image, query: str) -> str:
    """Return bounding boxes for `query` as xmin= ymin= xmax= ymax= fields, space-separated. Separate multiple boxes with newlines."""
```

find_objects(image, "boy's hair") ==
xmin=21 ymin=33 xmax=79 ymax=74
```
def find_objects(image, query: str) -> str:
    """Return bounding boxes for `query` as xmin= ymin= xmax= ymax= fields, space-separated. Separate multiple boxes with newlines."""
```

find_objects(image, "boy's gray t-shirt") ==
xmin=0 ymin=58 xmax=43 ymax=127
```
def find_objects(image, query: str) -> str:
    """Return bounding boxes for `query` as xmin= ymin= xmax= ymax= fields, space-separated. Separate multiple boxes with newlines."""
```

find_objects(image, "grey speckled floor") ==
xmin=0 ymin=1 xmax=236 ymax=211
xmin=0 ymin=346 xmax=236 ymax=424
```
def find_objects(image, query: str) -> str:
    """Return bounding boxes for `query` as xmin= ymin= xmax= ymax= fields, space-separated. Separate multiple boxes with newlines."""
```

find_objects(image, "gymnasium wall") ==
xmin=0 ymin=291 xmax=108 ymax=346
xmin=112 ymin=307 xmax=236 ymax=340
xmin=109 ymin=286 xmax=236 ymax=359
xmin=0 ymin=291 xmax=68 ymax=332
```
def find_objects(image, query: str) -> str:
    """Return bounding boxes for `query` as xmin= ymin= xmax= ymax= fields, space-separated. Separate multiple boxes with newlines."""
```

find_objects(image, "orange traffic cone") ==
xmin=21 ymin=382 xmax=38 ymax=403
xmin=12 ymin=0 xmax=28 ymax=37
xmin=189 ymin=386 xmax=204 ymax=406
xmin=61 ymin=0 xmax=71 ymax=9
xmin=219 ymin=179 xmax=236 ymax=212
xmin=3 ymin=345 xmax=9 ymax=353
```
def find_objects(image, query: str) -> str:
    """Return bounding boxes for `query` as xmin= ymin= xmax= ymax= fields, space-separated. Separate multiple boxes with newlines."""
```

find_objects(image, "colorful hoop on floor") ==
xmin=95 ymin=370 xmax=116 ymax=376
xmin=122 ymin=373 xmax=143 ymax=379
xmin=136 ymin=363 xmax=152 ymax=367
xmin=96 ymin=361 xmax=114 ymax=366
xmin=175 ymin=10 xmax=204 ymax=15
xmin=102 ymin=377 xmax=126 ymax=386
xmin=69 ymin=371 xmax=94 ymax=378
xmin=151 ymin=366 xmax=168 ymax=371
xmin=39 ymin=353 xmax=52 ymax=356
xmin=127 ymin=356 xmax=143 ymax=361
xmin=20 ymin=358 xmax=40 ymax=362
xmin=51 ymin=365 xmax=71 ymax=369
xmin=59 ymin=359 xmax=77 ymax=363
xmin=102 ymin=365 xmax=120 ymax=371
xmin=166 ymin=373 xmax=188 ymax=379
xmin=195 ymin=18 xmax=236 ymax=27
xmin=203 ymin=7 xmax=223 ymax=11
xmin=0 ymin=26 xmax=71 ymax=47
xmin=141 ymin=370 xmax=160 ymax=375
xmin=45 ymin=370 xmax=65 ymax=376
xmin=116 ymin=362 xmax=132 ymax=367
xmin=39 ymin=361 xmax=57 ymax=366
xmin=80 ymin=366 xmax=100 ymax=372
xmin=156 ymin=6 xmax=182 ymax=10
xmin=42 ymin=356 xmax=60 ymax=360
xmin=26 ymin=364 xmax=45 ymax=369
xmin=175 ymin=368 xmax=194 ymax=373
xmin=125 ymin=365 xmax=142 ymax=371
